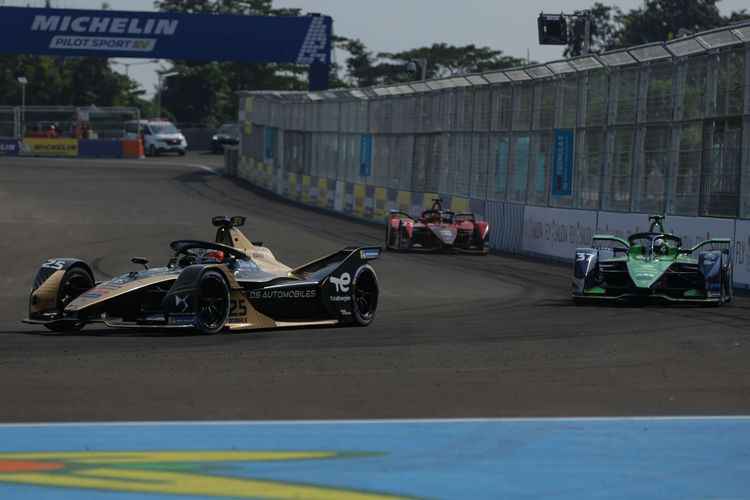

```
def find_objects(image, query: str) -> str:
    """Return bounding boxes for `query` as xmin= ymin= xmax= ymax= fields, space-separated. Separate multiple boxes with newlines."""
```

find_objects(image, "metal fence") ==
xmin=0 ymin=106 xmax=140 ymax=140
xmin=238 ymin=22 xmax=750 ymax=220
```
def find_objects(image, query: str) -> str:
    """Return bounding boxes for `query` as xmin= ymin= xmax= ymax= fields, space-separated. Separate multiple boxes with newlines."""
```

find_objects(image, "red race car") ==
xmin=385 ymin=199 xmax=489 ymax=254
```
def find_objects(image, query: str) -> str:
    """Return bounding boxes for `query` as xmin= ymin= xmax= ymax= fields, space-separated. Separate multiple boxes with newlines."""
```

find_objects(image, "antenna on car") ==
xmin=648 ymin=214 xmax=665 ymax=233
xmin=212 ymin=216 xmax=246 ymax=227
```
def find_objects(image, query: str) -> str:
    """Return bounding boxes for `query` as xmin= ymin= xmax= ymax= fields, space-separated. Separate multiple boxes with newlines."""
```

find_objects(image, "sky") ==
xmin=3 ymin=0 xmax=749 ymax=97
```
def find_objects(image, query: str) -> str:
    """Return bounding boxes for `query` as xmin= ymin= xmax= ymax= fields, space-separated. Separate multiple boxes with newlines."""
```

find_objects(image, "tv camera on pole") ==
xmin=537 ymin=10 xmax=592 ymax=54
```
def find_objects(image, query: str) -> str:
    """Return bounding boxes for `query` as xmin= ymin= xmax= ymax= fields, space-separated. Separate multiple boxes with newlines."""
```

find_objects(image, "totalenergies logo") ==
xmin=0 ymin=450 xmax=408 ymax=499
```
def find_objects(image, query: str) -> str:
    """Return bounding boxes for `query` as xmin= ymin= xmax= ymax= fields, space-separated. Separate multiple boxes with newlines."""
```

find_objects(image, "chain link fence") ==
xmin=0 ymin=106 xmax=140 ymax=140
xmin=238 ymin=22 xmax=750 ymax=220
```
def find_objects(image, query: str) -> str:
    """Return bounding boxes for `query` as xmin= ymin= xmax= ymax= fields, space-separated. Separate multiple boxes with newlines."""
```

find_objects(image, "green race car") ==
xmin=573 ymin=215 xmax=732 ymax=305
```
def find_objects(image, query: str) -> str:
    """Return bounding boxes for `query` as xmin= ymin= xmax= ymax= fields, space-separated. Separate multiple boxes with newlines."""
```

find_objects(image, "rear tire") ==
xmin=44 ymin=267 xmax=93 ymax=332
xmin=351 ymin=264 xmax=379 ymax=326
xmin=721 ymin=263 xmax=733 ymax=305
xmin=193 ymin=271 xmax=230 ymax=334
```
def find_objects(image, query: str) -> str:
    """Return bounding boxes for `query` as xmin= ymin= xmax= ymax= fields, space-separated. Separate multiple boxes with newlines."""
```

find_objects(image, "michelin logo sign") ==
xmin=0 ymin=6 xmax=332 ymax=87
xmin=32 ymin=14 xmax=178 ymax=52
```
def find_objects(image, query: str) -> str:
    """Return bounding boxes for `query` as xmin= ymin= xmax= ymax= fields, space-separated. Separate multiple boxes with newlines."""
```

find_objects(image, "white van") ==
xmin=124 ymin=119 xmax=187 ymax=156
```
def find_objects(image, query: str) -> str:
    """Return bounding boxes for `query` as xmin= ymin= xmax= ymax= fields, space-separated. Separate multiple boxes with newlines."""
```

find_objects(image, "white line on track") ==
xmin=1 ymin=156 xmax=221 ymax=175
xmin=2 ymin=415 xmax=750 ymax=427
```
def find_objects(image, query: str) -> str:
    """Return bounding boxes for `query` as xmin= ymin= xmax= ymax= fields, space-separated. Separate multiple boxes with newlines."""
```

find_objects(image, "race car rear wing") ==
xmin=592 ymin=235 xmax=630 ymax=249
xmin=289 ymin=246 xmax=381 ymax=282
xmin=683 ymin=237 xmax=732 ymax=254
xmin=388 ymin=210 xmax=417 ymax=221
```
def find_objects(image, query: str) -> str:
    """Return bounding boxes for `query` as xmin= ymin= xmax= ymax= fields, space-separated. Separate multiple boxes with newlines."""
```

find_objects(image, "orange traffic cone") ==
xmin=138 ymin=138 xmax=145 ymax=159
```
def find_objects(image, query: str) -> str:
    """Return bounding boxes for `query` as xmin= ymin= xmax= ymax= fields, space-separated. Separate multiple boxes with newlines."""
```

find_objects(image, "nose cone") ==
xmin=432 ymin=226 xmax=457 ymax=244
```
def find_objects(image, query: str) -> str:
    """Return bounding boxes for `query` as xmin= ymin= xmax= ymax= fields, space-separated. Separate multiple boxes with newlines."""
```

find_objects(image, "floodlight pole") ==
xmin=564 ymin=10 xmax=592 ymax=55
xmin=156 ymin=71 xmax=178 ymax=118
xmin=540 ymin=10 xmax=592 ymax=54
xmin=17 ymin=76 xmax=27 ymax=138
xmin=581 ymin=10 xmax=591 ymax=55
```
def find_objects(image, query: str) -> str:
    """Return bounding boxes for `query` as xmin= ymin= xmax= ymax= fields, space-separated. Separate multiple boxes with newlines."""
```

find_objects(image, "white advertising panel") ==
xmin=521 ymin=206 xmax=598 ymax=260
xmin=731 ymin=220 xmax=750 ymax=286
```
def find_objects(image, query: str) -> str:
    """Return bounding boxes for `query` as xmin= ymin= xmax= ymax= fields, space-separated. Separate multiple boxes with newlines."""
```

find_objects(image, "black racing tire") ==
xmin=178 ymin=150 xmax=186 ymax=156
xmin=722 ymin=263 xmax=733 ymax=305
xmin=193 ymin=270 xmax=230 ymax=334
xmin=351 ymin=264 xmax=379 ymax=326
xmin=148 ymin=145 xmax=158 ymax=157
xmin=572 ymin=297 xmax=587 ymax=306
xmin=44 ymin=267 xmax=94 ymax=332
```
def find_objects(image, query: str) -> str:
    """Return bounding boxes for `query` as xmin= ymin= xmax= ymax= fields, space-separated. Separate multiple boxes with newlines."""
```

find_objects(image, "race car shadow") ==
xmin=538 ymin=297 xmax=723 ymax=308
xmin=12 ymin=328 xmax=206 ymax=338
xmin=10 ymin=322 xmax=354 ymax=338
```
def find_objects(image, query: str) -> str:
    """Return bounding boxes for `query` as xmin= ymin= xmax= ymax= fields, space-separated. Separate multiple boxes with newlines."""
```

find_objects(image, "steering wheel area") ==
xmin=168 ymin=240 xmax=250 ymax=268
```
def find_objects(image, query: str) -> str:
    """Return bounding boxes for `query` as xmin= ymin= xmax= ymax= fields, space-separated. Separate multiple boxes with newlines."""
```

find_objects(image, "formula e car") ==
xmin=385 ymin=199 xmax=489 ymax=254
xmin=573 ymin=215 xmax=732 ymax=304
xmin=24 ymin=216 xmax=381 ymax=333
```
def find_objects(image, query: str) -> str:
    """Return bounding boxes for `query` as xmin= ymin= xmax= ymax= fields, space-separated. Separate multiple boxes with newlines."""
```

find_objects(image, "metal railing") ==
xmin=237 ymin=22 xmax=750 ymax=219
xmin=0 ymin=106 xmax=141 ymax=140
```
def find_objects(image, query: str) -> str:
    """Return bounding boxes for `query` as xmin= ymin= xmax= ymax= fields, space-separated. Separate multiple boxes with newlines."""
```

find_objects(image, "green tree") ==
xmin=335 ymin=39 xmax=528 ymax=87
xmin=565 ymin=0 xmax=750 ymax=55
xmin=379 ymin=43 xmax=527 ymax=81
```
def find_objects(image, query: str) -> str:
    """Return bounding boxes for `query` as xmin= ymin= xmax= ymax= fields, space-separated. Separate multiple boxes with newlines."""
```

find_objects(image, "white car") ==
xmin=125 ymin=119 xmax=187 ymax=156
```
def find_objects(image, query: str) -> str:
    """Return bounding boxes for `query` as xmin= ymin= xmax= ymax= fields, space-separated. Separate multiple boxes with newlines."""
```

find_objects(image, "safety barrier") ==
xmin=0 ymin=138 xmax=144 ymax=158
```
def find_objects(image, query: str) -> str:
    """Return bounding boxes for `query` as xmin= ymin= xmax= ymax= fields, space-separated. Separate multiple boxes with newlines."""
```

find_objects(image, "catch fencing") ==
xmin=233 ymin=23 xmax=750 ymax=284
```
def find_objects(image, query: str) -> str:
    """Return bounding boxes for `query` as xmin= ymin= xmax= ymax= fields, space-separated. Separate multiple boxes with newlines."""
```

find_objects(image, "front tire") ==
xmin=722 ymin=262 xmax=733 ymax=304
xmin=44 ymin=267 xmax=94 ymax=332
xmin=193 ymin=271 xmax=230 ymax=334
xmin=351 ymin=264 xmax=379 ymax=326
xmin=385 ymin=222 xmax=394 ymax=251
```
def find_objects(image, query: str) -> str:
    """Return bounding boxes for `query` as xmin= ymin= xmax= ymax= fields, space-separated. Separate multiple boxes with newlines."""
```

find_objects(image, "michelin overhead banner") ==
xmin=0 ymin=7 xmax=331 ymax=64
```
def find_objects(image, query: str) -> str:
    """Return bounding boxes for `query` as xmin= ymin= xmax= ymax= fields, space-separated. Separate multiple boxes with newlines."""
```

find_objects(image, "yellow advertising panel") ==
xmin=20 ymin=138 xmax=78 ymax=157
xmin=353 ymin=184 xmax=366 ymax=217
xmin=301 ymin=175 xmax=311 ymax=204
xmin=397 ymin=191 xmax=411 ymax=213
xmin=451 ymin=196 xmax=470 ymax=213
xmin=373 ymin=187 xmax=387 ymax=222
xmin=317 ymin=178 xmax=329 ymax=208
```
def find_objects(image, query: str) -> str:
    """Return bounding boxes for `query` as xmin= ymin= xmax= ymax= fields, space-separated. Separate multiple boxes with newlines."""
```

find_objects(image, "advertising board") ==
xmin=0 ymin=139 xmax=19 ymax=156
xmin=20 ymin=138 xmax=78 ymax=156
xmin=0 ymin=7 xmax=331 ymax=65
xmin=521 ymin=205 xmax=598 ymax=260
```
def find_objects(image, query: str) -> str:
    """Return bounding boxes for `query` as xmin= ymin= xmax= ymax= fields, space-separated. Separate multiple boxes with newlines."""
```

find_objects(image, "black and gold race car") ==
xmin=24 ymin=216 xmax=380 ymax=334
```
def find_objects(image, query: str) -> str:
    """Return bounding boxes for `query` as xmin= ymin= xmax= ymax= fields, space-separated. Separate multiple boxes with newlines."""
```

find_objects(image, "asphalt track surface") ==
xmin=1 ymin=154 xmax=749 ymax=423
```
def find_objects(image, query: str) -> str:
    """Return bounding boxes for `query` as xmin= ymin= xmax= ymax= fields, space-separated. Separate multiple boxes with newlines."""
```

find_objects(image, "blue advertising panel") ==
xmin=552 ymin=129 xmax=574 ymax=196
xmin=494 ymin=138 xmax=508 ymax=195
xmin=0 ymin=139 xmax=19 ymax=156
xmin=0 ymin=7 xmax=331 ymax=65
xmin=359 ymin=133 xmax=372 ymax=177
xmin=264 ymin=127 xmax=275 ymax=160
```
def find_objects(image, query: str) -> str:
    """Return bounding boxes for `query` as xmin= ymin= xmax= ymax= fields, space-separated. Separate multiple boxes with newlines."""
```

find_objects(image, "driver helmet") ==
xmin=198 ymin=249 xmax=224 ymax=264
xmin=653 ymin=238 xmax=668 ymax=256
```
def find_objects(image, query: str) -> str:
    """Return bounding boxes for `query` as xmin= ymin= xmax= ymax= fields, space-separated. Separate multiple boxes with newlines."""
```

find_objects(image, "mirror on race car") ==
xmin=131 ymin=256 xmax=149 ymax=269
